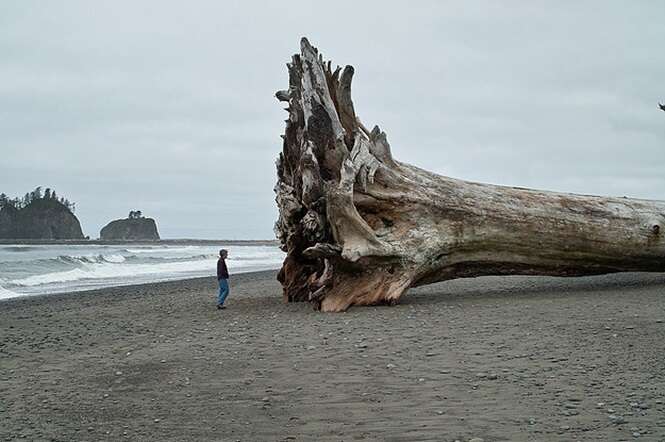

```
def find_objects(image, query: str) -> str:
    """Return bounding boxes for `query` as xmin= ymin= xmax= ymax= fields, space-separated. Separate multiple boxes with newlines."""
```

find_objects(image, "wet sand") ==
xmin=2 ymin=270 xmax=665 ymax=441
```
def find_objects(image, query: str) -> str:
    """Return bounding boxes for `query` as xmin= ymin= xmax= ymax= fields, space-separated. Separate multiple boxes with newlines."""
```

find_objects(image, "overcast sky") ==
xmin=2 ymin=1 xmax=664 ymax=239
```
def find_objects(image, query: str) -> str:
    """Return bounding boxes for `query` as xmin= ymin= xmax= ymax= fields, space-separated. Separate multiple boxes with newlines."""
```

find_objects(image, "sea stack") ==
xmin=0 ymin=188 xmax=84 ymax=240
xmin=100 ymin=210 xmax=160 ymax=241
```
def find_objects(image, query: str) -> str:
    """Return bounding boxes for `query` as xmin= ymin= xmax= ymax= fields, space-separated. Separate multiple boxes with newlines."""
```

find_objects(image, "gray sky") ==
xmin=2 ymin=1 xmax=664 ymax=239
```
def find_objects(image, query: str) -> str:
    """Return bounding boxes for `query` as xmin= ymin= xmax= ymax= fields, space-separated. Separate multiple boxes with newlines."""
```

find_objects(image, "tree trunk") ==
xmin=274 ymin=38 xmax=665 ymax=312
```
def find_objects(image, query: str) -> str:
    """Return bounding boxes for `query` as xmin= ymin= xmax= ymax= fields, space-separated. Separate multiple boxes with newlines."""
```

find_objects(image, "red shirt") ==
xmin=217 ymin=258 xmax=229 ymax=279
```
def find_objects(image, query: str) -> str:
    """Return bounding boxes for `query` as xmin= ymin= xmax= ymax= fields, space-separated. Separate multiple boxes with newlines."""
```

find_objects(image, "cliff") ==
xmin=0 ymin=198 xmax=84 ymax=240
xmin=100 ymin=217 xmax=160 ymax=241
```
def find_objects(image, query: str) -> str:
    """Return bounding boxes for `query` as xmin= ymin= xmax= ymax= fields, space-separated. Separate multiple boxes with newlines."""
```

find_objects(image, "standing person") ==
xmin=216 ymin=249 xmax=230 ymax=309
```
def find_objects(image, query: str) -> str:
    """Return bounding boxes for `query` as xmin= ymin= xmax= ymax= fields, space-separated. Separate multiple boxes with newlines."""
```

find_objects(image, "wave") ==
xmin=0 ymin=284 xmax=19 ymax=299
xmin=4 ymin=256 xmax=283 ymax=288
xmin=0 ymin=244 xmax=285 ymax=295
xmin=124 ymin=246 xmax=198 ymax=254
xmin=1 ymin=246 xmax=40 ymax=252
xmin=7 ymin=259 xmax=217 ymax=287
xmin=56 ymin=254 xmax=127 ymax=264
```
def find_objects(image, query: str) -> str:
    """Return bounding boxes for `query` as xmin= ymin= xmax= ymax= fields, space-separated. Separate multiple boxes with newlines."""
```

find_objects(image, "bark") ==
xmin=274 ymin=38 xmax=665 ymax=312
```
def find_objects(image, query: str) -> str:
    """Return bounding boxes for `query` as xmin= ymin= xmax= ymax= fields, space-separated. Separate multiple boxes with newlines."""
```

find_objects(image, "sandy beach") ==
xmin=2 ymin=270 xmax=665 ymax=441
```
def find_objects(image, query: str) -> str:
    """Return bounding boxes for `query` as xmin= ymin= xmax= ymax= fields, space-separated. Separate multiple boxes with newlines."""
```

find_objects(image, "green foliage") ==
xmin=0 ymin=187 xmax=76 ymax=212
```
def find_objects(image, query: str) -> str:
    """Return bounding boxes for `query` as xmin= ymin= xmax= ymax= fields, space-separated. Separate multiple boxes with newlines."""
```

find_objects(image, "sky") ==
xmin=1 ymin=1 xmax=664 ymax=239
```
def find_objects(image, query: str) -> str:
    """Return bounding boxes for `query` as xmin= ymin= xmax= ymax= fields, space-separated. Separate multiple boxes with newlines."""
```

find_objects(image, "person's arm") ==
xmin=216 ymin=260 xmax=223 ymax=279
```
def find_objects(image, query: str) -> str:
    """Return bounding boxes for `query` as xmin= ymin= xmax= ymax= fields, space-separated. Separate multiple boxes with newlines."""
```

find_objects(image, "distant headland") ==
xmin=0 ymin=187 xmax=84 ymax=240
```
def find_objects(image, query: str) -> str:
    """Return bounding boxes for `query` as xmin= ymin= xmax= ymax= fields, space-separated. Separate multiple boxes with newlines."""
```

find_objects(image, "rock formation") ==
xmin=0 ymin=197 xmax=84 ymax=240
xmin=100 ymin=213 xmax=160 ymax=241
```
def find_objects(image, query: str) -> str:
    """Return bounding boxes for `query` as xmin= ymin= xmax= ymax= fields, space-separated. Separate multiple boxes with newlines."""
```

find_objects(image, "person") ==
xmin=216 ymin=249 xmax=230 ymax=309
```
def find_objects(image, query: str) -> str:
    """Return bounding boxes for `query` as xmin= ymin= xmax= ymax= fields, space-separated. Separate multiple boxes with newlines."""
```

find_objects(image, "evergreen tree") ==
xmin=44 ymin=188 xmax=51 ymax=199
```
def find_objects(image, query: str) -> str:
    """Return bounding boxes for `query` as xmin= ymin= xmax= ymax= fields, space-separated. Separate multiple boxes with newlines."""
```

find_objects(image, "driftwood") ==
xmin=274 ymin=38 xmax=665 ymax=312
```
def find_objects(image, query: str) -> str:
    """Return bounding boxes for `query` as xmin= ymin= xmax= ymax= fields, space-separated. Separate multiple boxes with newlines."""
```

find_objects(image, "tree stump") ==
xmin=274 ymin=38 xmax=665 ymax=312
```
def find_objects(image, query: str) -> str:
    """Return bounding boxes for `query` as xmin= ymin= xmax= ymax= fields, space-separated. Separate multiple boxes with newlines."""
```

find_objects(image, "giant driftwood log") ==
xmin=274 ymin=38 xmax=665 ymax=312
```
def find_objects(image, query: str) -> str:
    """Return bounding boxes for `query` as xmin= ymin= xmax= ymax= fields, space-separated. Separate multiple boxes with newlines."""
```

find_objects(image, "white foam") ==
xmin=102 ymin=254 xmax=126 ymax=263
xmin=9 ymin=259 xmax=215 ymax=287
xmin=125 ymin=246 xmax=197 ymax=254
xmin=0 ymin=285 xmax=19 ymax=300
xmin=0 ymin=244 xmax=285 ymax=295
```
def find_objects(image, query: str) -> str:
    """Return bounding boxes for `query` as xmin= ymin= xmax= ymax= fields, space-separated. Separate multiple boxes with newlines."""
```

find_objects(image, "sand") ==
xmin=2 ymin=270 xmax=665 ymax=441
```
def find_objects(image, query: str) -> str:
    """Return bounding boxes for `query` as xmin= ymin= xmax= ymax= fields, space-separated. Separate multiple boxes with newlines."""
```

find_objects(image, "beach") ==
xmin=2 ymin=270 xmax=665 ymax=441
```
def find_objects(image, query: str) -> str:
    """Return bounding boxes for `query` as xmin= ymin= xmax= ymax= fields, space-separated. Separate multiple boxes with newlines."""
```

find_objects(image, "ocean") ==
xmin=0 ymin=243 xmax=285 ymax=300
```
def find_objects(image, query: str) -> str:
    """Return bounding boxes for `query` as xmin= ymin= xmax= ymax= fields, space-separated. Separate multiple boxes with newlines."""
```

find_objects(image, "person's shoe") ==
xmin=217 ymin=304 xmax=226 ymax=310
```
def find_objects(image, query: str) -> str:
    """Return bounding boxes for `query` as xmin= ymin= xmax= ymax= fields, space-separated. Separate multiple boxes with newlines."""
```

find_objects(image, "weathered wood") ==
xmin=275 ymin=38 xmax=665 ymax=312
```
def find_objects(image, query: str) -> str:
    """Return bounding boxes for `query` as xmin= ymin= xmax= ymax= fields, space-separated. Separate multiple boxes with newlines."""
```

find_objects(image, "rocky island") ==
xmin=0 ymin=187 xmax=84 ymax=240
xmin=100 ymin=210 xmax=160 ymax=241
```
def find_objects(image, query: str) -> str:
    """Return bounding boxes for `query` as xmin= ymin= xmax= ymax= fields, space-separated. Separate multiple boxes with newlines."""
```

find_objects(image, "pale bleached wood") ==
xmin=275 ymin=38 xmax=665 ymax=312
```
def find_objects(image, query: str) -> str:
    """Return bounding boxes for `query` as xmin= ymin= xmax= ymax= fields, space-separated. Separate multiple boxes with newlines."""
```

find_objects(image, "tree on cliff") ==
xmin=1 ymin=187 xmax=75 ymax=212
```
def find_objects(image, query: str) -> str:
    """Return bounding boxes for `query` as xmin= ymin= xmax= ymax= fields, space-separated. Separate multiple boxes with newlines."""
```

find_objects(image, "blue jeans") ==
xmin=218 ymin=278 xmax=229 ymax=305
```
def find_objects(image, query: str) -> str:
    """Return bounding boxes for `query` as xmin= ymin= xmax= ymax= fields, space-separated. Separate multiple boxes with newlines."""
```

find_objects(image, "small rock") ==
xmin=608 ymin=414 xmax=626 ymax=424
xmin=468 ymin=438 xmax=484 ymax=442
xmin=528 ymin=418 xmax=536 ymax=425
xmin=115 ymin=371 xmax=122 ymax=376
xmin=262 ymin=397 xmax=270 ymax=402
xmin=632 ymin=432 xmax=641 ymax=438
xmin=559 ymin=425 xmax=570 ymax=431
xmin=487 ymin=373 xmax=498 ymax=380
xmin=386 ymin=363 xmax=396 ymax=369
xmin=418 ymin=378 xmax=425 ymax=382
xmin=476 ymin=373 xmax=487 ymax=378
xmin=154 ymin=419 xmax=160 ymax=423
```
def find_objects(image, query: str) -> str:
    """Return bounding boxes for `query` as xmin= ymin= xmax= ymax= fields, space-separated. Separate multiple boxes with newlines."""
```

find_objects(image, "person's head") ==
xmin=219 ymin=249 xmax=228 ymax=259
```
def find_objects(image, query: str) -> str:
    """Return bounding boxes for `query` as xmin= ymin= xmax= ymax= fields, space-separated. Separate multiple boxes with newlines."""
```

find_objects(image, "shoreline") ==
xmin=0 ymin=269 xmax=278 ymax=306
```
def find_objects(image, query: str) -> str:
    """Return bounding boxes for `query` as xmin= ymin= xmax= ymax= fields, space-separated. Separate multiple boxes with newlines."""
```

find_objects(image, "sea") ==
xmin=0 ymin=243 xmax=285 ymax=300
